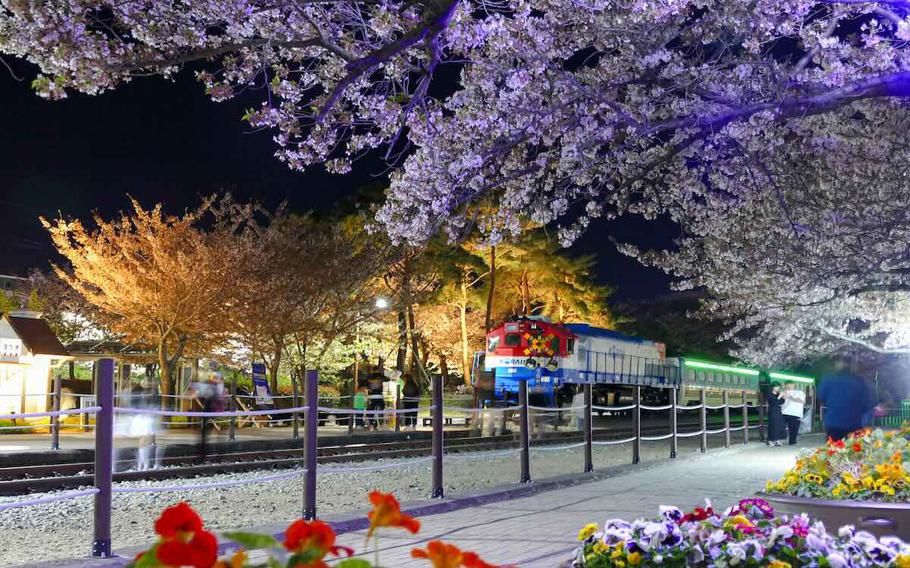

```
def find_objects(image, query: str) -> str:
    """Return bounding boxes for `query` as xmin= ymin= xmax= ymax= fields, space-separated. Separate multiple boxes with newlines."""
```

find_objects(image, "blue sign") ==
xmin=251 ymin=363 xmax=273 ymax=405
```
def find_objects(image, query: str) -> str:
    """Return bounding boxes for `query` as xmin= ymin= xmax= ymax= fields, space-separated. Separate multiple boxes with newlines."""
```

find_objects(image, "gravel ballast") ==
xmin=0 ymin=434 xmax=735 ymax=567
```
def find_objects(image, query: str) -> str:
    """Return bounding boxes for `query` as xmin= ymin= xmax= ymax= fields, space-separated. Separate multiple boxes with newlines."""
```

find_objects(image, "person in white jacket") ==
xmin=780 ymin=382 xmax=806 ymax=446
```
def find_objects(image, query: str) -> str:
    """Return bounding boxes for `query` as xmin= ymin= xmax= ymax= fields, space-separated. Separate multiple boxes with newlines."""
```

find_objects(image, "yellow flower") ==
xmin=627 ymin=552 xmax=642 ymax=565
xmin=804 ymin=473 xmax=825 ymax=485
xmin=592 ymin=541 xmax=608 ymax=555
xmin=615 ymin=562 xmax=625 ymax=568
xmin=578 ymin=523 xmax=599 ymax=541
xmin=895 ymin=554 xmax=910 ymax=568
xmin=862 ymin=475 xmax=877 ymax=489
xmin=768 ymin=561 xmax=791 ymax=568
xmin=611 ymin=547 xmax=624 ymax=560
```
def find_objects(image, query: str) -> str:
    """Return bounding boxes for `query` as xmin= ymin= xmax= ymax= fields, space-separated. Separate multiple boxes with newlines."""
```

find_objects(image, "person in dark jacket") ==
xmin=818 ymin=358 xmax=874 ymax=441
xmin=765 ymin=383 xmax=786 ymax=446
xmin=401 ymin=373 xmax=421 ymax=430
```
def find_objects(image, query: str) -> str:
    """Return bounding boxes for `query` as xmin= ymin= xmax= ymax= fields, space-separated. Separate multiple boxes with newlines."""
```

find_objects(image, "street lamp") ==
xmin=374 ymin=297 xmax=389 ymax=310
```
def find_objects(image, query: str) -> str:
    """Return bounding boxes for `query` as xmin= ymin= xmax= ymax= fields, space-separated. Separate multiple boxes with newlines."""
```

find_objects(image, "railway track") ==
xmin=0 ymin=420 xmax=748 ymax=496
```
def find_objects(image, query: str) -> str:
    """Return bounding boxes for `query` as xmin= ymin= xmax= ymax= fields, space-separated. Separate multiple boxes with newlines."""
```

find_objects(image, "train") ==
xmin=472 ymin=317 xmax=814 ymax=411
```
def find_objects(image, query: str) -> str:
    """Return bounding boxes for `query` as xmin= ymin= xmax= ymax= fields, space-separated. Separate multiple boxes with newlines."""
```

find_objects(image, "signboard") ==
xmin=251 ymin=363 xmax=273 ymax=405
xmin=0 ymin=338 xmax=21 ymax=363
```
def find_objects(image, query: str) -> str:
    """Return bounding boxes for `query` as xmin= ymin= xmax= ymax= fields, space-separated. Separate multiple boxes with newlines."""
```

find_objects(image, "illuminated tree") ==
xmin=488 ymin=232 xmax=614 ymax=327
xmin=41 ymin=196 xmax=247 ymax=401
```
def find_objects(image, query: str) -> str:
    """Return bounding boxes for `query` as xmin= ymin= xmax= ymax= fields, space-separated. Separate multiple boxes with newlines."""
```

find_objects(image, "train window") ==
xmin=549 ymin=337 xmax=560 ymax=352
xmin=567 ymin=338 xmax=575 ymax=353
xmin=504 ymin=333 xmax=521 ymax=347
xmin=487 ymin=336 xmax=500 ymax=352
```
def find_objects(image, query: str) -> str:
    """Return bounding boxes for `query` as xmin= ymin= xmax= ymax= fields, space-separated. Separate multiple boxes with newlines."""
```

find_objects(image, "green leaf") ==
xmin=133 ymin=546 xmax=160 ymax=568
xmin=223 ymin=531 xmax=280 ymax=550
xmin=336 ymin=559 xmax=373 ymax=568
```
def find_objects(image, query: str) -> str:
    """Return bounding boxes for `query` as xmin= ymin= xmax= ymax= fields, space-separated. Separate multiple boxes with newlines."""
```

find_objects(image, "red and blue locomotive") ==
xmin=474 ymin=317 xmax=676 ymax=406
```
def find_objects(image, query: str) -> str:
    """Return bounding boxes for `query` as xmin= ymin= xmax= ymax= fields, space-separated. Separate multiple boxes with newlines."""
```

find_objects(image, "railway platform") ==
xmin=16 ymin=436 xmax=815 ymax=568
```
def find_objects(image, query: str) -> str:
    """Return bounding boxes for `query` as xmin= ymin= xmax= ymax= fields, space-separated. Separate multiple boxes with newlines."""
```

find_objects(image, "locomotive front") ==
xmin=479 ymin=318 xmax=576 ymax=405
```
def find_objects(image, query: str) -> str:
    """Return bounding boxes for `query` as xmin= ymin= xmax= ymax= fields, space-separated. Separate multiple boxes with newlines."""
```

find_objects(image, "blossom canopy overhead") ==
xmin=6 ymin=0 xmax=910 ymax=363
xmin=3 ymin=0 xmax=910 ymax=244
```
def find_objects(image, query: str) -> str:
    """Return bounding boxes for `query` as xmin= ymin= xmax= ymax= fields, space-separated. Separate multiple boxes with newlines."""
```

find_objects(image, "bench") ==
xmin=422 ymin=416 xmax=473 ymax=427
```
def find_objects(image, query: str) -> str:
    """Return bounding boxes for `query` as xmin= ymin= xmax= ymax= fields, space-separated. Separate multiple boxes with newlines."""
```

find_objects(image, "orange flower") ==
xmin=283 ymin=519 xmax=353 ymax=559
xmin=155 ymin=502 xmax=204 ymax=539
xmin=366 ymin=491 xmax=420 ymax=539
xmin=156 ymin=529 xmax=219 ymax=568
xmin=853 ymin=442 xmax=863 ymax=452
xmin=151 ymin=503 xmax=219 ymax=568
xmin=412 ymin=540 xmax=500 ymax=568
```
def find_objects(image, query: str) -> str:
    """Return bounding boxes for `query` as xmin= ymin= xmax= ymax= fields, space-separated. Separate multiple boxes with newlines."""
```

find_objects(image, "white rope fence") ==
xmin=592 ymin=436 xmax=636 ymax=446
xmin=0 ymin=489 xmax=99 ymax=512
xmin=640 ymin=433 xmax=674 ymax=441
xmin=112 ymin=406 xmax=308 ymax=418
xmin=529 ymin=441 xmax=587 ymax=451
xmin=640 ymin=404 xmax=673 ymax=411
xmin=0 ymin=407 xmax=101 ymax=421
xmin=592 ymin=404 xmax=636 ymax=412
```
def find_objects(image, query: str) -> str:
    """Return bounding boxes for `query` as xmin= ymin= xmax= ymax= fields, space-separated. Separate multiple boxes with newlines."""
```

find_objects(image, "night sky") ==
xmin=0 ymin=60 xmax=672 ymax=300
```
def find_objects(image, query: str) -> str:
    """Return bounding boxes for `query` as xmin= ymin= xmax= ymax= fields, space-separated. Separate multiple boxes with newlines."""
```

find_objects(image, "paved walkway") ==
xmin=330 ymin=442 xmax=804 ymax=567
xmin=20 ymin=438 xmax=811 ymax=568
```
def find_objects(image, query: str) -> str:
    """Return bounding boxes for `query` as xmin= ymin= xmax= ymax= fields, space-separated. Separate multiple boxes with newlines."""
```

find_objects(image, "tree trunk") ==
xmin=396 ymin=309 xmax=408 ymax=372
xmin=460 ymin=273 xmax=471 ymax=386
xmin=407 ymin=304 xmax=426 ymax=382
xmin=268 ymin=340 xmax=282 ymax=394
xmin=439 ymin=353 xmax=449 ymax=385
xmin=157 ymin=344 xmax=172 ymax=409
xmin=484 ymin=246 xmax=496 ymax=332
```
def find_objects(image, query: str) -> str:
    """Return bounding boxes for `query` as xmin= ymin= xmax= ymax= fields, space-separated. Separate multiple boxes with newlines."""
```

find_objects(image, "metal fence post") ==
xmin=292 ymin=374 xmax=300 ymax=440
xmin=699 ymin=389 xmax=707 ymax=453
xmin=723 ymin=390 xmax=731 ymax=448
xmin=519 ymin=379 xmax=531 ymax=483
xmin=228 ymin=375 xmax=237 ymax=442
xmin=670 ymin=387 xmax=678 ymax=459
xmin=92 ymin=358 xmax=115 ymax=557
xmin=303 ymin=370 xmax=318 ymax=520
xmin=395 ymin=382 xmax=402 ymax=434
xmin=758 ymin=391 xmax=766 ymax=442
xmin=431 ymin=374 xmax=444 ymax=498
xmin=50 ymin=374 xmax=61 ymax=450
xmin=347 ymin=379 xmax=355 ymax=436
xmin=632 ymin=385 xmax=641 ymax=465
xmin=742 ymin=390 xmax=749 ymax=445
xmin=584 ymin=384 xmax=593 ymax=473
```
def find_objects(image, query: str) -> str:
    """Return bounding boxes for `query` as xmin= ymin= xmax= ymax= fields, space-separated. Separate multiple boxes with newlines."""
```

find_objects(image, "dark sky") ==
xmin=0 ymin=60 xmax=672 ymax=300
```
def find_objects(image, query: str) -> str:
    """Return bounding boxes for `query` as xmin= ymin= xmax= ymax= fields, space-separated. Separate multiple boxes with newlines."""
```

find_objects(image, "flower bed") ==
xmin=765 ymin=428 xmax=910 ymax=502
xmin=128 ymin=491 xmax=501 ymax=568
xmin=570 ymin=499 xmax=910 ymax=567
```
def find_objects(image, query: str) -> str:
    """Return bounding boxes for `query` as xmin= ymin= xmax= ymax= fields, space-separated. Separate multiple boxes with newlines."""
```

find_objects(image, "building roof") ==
xmin=5 ymin=314 xmax=69 ymax=356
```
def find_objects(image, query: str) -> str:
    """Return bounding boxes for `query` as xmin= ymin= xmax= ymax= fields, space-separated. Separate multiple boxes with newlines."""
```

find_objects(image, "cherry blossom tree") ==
xmin=4 ymin=1 xmax=910 ymax=244
xmin=623 ymin=105 xmax=910 ymax=365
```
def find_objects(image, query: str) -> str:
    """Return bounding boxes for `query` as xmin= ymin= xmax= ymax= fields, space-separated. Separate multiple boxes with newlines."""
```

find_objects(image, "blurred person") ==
xmin=131 ymin=378 xmax=159 ymax=470
xmin=765 ymin=383 xmax=786 ymax=446
xmin=192 ymin=372 xmax=226 ymax=460
xmin=402 ymin=374 xmax=421 ymax=430
xmin=818 ymin=357 xmax=874 ymax=441
xmin=780 ymin=382 xmax=806 ymax=445
xmin=353 ymin=385 xmax=368 ymax=428
xmin=366 ymin=372 xmax=385 ymax=430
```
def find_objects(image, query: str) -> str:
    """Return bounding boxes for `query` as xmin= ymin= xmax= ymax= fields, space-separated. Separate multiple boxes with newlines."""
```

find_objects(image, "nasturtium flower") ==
xmin=411 ymin=540 xmax=499 ymax=568
xmin=283 ymin=519 xmax=353 ymax=560
xmin=150 ymin=502 xmax=219 ymax=568
xmin=366 ymin=491 xmax=420 ymax=539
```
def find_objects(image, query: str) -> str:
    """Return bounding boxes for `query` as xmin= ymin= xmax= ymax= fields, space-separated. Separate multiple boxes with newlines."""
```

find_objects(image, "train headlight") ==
xmin=525 ymin=358 xmax=537 ymax=369
xmin=546 ymin=359 xmax=558 ymax=372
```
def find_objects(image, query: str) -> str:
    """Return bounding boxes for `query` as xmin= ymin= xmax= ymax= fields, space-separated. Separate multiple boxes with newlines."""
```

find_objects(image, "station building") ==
xmin=0 ymin=309 xmax=70 ymax=415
